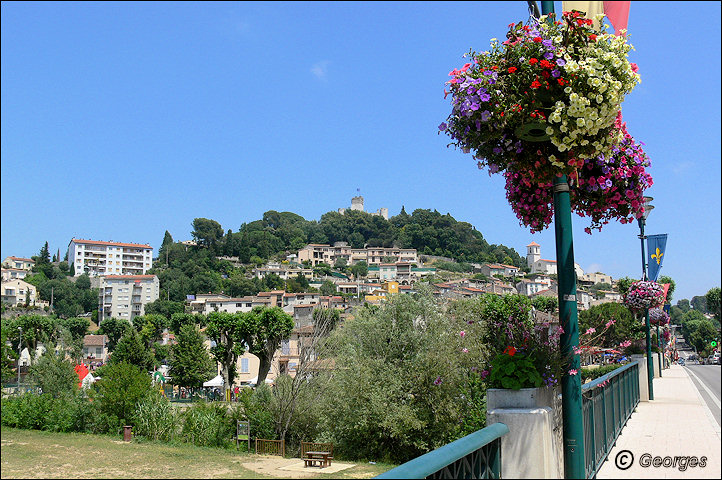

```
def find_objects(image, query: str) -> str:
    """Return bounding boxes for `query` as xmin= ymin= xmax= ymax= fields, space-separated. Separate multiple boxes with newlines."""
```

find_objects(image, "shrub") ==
xmin=581 ymin=363 xmax=630 ymax=383
xmin=133 ymin=391 xmax=178 ymax=442
xmin=235 ymin=386 xmax=276 ymax=441
xmin=181 ymin=401 xmax=233 ymax=448
xmin=91 ymin=362 xmax=152 ymax=430
xmin=28 ymin=349 xmax=78 ymax=398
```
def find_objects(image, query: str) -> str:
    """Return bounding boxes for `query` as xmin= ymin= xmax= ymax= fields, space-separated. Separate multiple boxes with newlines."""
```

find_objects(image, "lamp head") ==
xmin=641 ymin=196 xmax=654 ymax=220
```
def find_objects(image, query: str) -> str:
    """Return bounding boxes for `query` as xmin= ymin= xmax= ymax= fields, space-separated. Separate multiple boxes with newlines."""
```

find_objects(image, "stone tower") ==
xmin=351 ymin=196 xmax=364 ymax=212
xmin=526 ymin=242 xmax=541 ymax=270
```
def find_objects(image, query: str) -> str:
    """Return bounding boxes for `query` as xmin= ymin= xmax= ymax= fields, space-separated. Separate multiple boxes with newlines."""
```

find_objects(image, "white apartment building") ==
xmin=98 ymin=275 xmax=159 ymax=323
xmin=68 ymin=239 xmax=153 ymax=277
xmin=1 ymin=268 xmax=29 ymax=282
xmin=253 ymin=263 xmax=313 ymax=281
xmin=516 ymin=276 xmax=553 ymax=296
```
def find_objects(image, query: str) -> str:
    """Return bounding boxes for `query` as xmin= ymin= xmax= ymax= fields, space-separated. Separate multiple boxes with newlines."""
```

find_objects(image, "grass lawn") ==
xmin=0 ymin=428 xmax=395 ymax=479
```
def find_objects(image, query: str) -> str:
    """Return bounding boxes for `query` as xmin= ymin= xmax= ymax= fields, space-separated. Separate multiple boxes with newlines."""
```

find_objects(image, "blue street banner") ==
xmin=647 ymin=234 xmax=668 ymax=282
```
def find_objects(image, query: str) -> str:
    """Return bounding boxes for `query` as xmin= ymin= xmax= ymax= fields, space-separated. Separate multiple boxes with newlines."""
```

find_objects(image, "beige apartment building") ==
xmin=68 ymin=238 xmax=153 ymax=277
xmin=98 ymin=275 xmax=159 ymax=323
xmin=2 ymin=256 xmax=35 ymax=271
xmin=298 ymin=243 xmax=418 ymax=267
xmin=1 ymin=278 xmax=37 ymax=306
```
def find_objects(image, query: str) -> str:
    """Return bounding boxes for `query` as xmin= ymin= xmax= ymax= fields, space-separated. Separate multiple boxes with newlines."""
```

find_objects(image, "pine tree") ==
xmin=39 ymin=242 xmax=51 ymax=264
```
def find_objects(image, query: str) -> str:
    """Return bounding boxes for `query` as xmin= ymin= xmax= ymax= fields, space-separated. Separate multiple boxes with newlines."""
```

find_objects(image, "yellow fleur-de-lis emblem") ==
xmin=651 ymin=248 xmax=663 ymax=265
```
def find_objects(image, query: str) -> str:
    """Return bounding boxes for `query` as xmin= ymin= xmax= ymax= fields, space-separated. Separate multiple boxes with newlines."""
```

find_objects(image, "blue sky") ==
xmin=2 ymin=1 xmax=720 ymax=302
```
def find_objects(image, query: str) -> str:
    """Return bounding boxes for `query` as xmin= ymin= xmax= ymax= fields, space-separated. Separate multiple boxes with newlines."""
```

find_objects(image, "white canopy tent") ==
xmin=247 ymin=376 xmax=274 ymax=386
xmin=203 ymin=374 xmax=224 ymax=387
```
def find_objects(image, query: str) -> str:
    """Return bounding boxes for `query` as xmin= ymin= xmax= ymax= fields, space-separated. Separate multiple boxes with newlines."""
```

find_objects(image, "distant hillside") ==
xmin=151 ymin=207 xmax=526 ymax=302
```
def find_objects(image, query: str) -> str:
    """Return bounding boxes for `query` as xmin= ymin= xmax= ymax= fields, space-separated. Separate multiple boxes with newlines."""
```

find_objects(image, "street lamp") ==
xmin=637 ymin=196 xmax=655 ymax=399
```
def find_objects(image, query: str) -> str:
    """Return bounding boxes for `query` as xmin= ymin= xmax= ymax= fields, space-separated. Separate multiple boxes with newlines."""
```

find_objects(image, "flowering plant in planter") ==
xmin=504 ymin=118 xmax=653 ymax=232
xmin=440 ymin=11 xmax=640 ymax=184
xmin=649 ymin=307 xmax=670 ymax=325
xmin=623 ymin=281 xmax=665 ymax=311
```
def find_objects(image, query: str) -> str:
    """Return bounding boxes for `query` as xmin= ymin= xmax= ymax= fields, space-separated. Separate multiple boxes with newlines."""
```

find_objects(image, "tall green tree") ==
xmin=92 ymin=362 xmax=152 ymax=428
xmin=29 ymin=347 xmax=78 ymax=398
xmin=242 ymin=307 xmax=294 ymax=386
xmin=205 ymin=311 xmax=247 ymax=400
xmin=97 ymin=317 xmax=132 ymax=351
xmin=169 ymin=324 xmax=216 ymax=390
xmin=191 ymin=218 xmax=224 ymax=249
xmin=110 ymin=327 xmax=154 ymax=372
xmin=658 ymin=275 xmax=676 ymax=303
xmin=705 ymin=287 xmax=720 ymax=322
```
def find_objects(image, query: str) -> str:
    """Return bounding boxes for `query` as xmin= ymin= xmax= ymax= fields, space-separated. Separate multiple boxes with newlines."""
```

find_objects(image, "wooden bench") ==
xmin=301 ymin=442 xmax=333 ymax=468
xmin=303 ymin=451 xmax=331 ymax=468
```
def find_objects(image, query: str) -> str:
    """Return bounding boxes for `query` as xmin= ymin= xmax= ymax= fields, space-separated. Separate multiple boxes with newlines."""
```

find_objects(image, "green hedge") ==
xmin=581 ymin=363 xmax=630 ymax=383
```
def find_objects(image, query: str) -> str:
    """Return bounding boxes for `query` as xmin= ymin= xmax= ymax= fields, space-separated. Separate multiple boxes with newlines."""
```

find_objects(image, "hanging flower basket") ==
xmin=504 ymin=119 xmax=652 ymax=233
xmin=624 ymin=281 xmax=665 ymax=312
xmin=439 ymin=11 xmax=648 ymax=233
xmin=649 ymin=307 xmax=670 ymax=326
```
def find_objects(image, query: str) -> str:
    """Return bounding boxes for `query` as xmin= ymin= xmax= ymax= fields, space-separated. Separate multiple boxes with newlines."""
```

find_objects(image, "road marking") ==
xmin=686 ymin=368 xmax=721 ymax=409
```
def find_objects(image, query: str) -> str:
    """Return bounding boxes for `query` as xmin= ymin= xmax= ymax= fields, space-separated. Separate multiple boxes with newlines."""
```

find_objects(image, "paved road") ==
xmin=685 ymin=364 xmax=721 ymax=427
xmin=674 ymin=335 xmax=721 ymax=427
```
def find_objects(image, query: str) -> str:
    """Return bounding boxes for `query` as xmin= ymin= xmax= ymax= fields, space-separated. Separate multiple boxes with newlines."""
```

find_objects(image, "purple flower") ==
xmin=483 ymin=70 xmax=493 ymax=76
xmin=481 ymin=110 xmax=491 ymax=122
xmin=556 ymin=58 xmax=566 ymax=66
xmin=438 ymin=122 xmax=448 ymax=131
xmin=433 ymin=376 xmax=443 ymax=385
xmin=542 ymin=39 xmax=553 ymax=47
xmin=544 ymin=52 xmax=554 ymax=60
xmin=479 ymin=93 xmax=491 ymax=102
xmin=551 ymin=69 xmax=560 ymax=78
xmin=493 ymin=147 xmax=503 ymax=154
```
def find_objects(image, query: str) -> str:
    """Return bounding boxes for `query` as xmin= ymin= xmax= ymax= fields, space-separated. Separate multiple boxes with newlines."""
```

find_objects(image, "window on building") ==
xmin=241 ymin=358 xmax=249 ymax=373
xmin=96 ymin=347 xmax=102 ymax=355
xmin=282 ymin=340 xmax=290 ymax=355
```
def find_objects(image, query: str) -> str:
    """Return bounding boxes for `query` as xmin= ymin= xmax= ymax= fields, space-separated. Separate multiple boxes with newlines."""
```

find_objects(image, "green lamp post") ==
xmin=637 ymin=196 xmax=655 ymax=399
xmin=541 ymin=2 xmax=586 ymax=478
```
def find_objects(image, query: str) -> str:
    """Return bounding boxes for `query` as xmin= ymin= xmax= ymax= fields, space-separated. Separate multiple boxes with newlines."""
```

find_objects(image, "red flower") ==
xmin=529 ymin=58 xmax=539 ymax=65
xmin=533 ymin=36 xmax=542 ymax=43
xmin=508 ymin=66 xmax=518 ymax=73
xmin=541 ymin=70 xmax=550 ymax=79
xmin=589 ymin=34 xmax=597 ymax=41
xmin=503 ymin=346 xmax=517 ymax=356
xmin=530 ymin=80 xmax=542 ymax=89
xmin=540 ymin=59 xmax=553 ymax=69
xmin=557 ymin=78 xmax=566 ymax=86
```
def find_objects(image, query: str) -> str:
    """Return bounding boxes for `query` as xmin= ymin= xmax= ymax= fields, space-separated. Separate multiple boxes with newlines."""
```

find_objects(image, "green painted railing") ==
xmin=375 ymin=423 xmax=508 ymax=479
xmin=582 ymin=361 xmax=640 ymax=478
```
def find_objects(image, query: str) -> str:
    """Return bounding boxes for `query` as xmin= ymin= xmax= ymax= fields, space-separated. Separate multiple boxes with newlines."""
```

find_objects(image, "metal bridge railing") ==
xmin=582 ymin=361 xmax=640 ymax=478
xmin=375 ymin=422 xmax=509 ymax=479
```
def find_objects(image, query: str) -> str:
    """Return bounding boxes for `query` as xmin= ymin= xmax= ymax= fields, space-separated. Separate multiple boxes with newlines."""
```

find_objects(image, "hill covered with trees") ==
xmin=152 ymin=207 xmax=526 ymax=302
